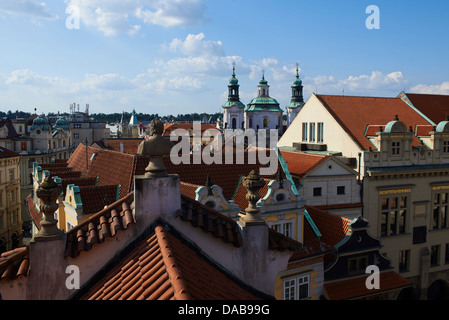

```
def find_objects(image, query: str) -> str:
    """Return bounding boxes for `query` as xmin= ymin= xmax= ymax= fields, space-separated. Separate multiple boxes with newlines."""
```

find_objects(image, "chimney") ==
xmin=134 ymin=119 xmax=180 ymax=226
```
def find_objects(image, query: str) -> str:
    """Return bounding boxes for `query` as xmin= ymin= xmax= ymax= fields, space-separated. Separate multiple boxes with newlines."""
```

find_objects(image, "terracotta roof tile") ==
xmin=0 ymin=246 xmax=30 ymax=281
xmin=105 ymin=138 xmax=144 ymax=154
xmin=78 ymin=185 xmax=120 ymax=214
xmin=323 ymin=270 xmax=412 ymax=300
xmin=316 ymin=95 xmax=433 ymax=151
xmin=279 ymin=150 xmax=328 ymax=177
xmin=178 ymin=194 xmax=243 ymax=247
xmin=0 ymin=146 xmax=20 ymax=159
xmin=81 ymin=223 xmax=265 ymax=300
xmin=404 ymin=93 xmax=449 ymax=124
xmin=163 ymin=151 xmax=278 ymax=200
xmin=305 ymin=205 xmax=352 ymax=249
xmin=64 ymin=193 xmax=135 ymax=258
xmin=26 ymin=194 xmax=42 ymax=230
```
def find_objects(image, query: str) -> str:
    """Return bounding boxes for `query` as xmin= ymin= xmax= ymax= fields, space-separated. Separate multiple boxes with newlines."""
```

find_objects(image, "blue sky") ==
xmin=0 ymin=0 xmax=448 ymax=116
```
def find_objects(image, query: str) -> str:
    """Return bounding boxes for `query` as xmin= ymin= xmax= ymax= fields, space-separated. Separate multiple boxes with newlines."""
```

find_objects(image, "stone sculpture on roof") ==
xmin=137 ymin=119 xmax=174 ymax=177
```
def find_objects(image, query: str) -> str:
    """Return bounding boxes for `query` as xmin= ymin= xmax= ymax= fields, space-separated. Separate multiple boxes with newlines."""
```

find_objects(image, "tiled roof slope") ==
xmin=60 ymin=177 xmax=97 ymax=196
xmin=179 ymin=194 xmax=300 ymax=252
xmin=0 ymin=246 xmax=29 ymax=281
xmin=305 ymin=205 xmax=351 ymax=249
xmin=0 ymin=146 xmax=20 ymax=159
xmin=66 ymin=144 xmax=141 ymax=199
xmin=178 ymin=194 xmax=243 ymax=247
xmin=279 ymin=150 xmax=328 ymax=177
xmin=316 ymin=95 xmax=433 ymax=151
xmin=65 ymin=193 xmax=135 ymax=258
xmin=163 ymin=151 xmax=278 ymax=200
xmin=105 ymin=138 xmax=144 ymax=154
xmin=404 ymin=93 xmax=449 ymax=124
xmin=324 ymin=270 xmax=412 ymax=300
xmin=81 ymin=224 xmax=266 ymax=300
xmin=78 ymin=185 xmax=120 ymax=214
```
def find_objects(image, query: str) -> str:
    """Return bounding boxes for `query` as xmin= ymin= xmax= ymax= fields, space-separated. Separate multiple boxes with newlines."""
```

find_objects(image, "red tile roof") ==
xmin=78 ymin=185 xmax=120 ymax=214
xmin=104 ymin=138 xmax=144 ymax=154
xmin=0 ymin=246 xmax=29 ymax=281
xmin=323 ymin=270 xmax=412 ymax=300
xmin=280 ymin=150 xmax=328 ymax=177
xmin=404 ymin=93 xmax=449 ymax=124
xmin=316 ymin=95 xmax=433 ymax=151
xmin=163 ymin=151 xmax=277 ymax=200
xmin=163 ymin=123 xmax=218 ymax=136
xmin=64 ymin=193 xmax=135 ymax=258
xmin=305 ymin=205 xmax=352 ymax=249
xmin=0 ymin=146 xmax=20 ymax=159
xmin=81 ymin=224 xmax=266 ymax=300
xmin=66 ymin=144 xmax=143 ymax=199
xmin=178 ymin=194 xmax=243 ymax=247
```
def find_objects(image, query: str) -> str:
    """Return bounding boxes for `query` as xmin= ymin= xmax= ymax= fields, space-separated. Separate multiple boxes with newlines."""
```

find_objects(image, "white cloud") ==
xmin=410 ymin=81 xmax=449 ymax=95
xmin=0 ymin=0 xmax=58 ymax=20
xmin=136 ymin=0 xmax=207 ymax=28
xmin=65 ymin=0 xmax=207 ymax=36
xmin=164 ymin=32 xmax=224 ymax=57
xmin=6 ymin=69 xmax=57 ymax=86
xmin=305 ymin=71 xmax=409 ymax=96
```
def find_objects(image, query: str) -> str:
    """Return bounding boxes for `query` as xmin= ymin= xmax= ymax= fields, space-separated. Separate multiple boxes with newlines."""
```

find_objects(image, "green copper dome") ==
xmin=54 ymin=117 xmax=69 ymax=130
xmin=30 ymin=114 xmax=51 ymax=131
xmin=245 ymin=96 xmax=283 ymax=112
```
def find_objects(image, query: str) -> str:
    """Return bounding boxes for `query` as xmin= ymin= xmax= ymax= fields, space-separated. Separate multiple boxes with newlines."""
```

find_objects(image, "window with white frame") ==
xmin=309 ymin=123 xmax=316 ymax=142
xmin=317 ymin=122 xmax=324 ymax=143
xmin=271 ymin=221 xmax=293 ymax=238
xmin=302 ymin=123 xmax=308 ymax=142
xmin=283 ymin=274 xmax=310 ymax=300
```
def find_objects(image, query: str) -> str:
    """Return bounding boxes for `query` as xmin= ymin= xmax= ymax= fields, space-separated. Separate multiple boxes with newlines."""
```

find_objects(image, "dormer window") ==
xmin=392 ymin=141 xmax=401 ymax=155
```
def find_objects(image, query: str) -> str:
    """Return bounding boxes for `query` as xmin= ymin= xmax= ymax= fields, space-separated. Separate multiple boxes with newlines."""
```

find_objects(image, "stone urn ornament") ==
xmin=34 ymin=176 xmax=64 ymax=241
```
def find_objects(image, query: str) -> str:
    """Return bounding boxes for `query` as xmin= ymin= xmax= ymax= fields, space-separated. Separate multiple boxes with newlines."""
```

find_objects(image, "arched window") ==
xmin=263 ymin=117 xmax=269 ymax=128
xmin=232 ymin=118 xmax=237 ymax=129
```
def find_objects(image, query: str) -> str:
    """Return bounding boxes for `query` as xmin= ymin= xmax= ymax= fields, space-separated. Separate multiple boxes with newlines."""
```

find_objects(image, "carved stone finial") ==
xmin=137 ymin=119 xmax=174 ymax=177
xmin=33 ymin=176 xmax=63 ymax=241
xmin=240 ymin=170 xmax=265 ymax=225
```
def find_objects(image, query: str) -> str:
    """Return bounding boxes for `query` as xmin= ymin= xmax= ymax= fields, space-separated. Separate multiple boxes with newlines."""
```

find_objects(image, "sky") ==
xmin=0 ymin=0 xmax=448 ymax=116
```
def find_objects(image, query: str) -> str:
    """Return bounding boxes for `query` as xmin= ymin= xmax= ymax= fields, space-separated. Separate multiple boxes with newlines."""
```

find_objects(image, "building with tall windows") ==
xmin=0 ymin=147 xmax=21 ymax=254
xmin=279 ymin=92 xmax=449 ymax=299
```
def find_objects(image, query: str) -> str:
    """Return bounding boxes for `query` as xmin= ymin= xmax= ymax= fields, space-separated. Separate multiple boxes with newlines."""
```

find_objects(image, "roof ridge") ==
xmin=66 ymin=192 xmax=134 ymax=237
xmin=154 ymin=225 xmax=191 ymax=300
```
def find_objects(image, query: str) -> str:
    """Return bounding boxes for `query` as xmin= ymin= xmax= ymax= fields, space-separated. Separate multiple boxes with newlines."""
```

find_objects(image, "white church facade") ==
xmin=222 ymin=65 xmax=304 ymax=135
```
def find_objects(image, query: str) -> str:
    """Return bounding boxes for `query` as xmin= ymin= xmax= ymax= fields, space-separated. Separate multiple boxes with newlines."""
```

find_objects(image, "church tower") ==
xmin=245 ymin=72 xmax=283 ymax=134
xmin=286 ymin=64 xmax=304 ymax=127
xmin=222 ymin=64 xmax=245 ymax=129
